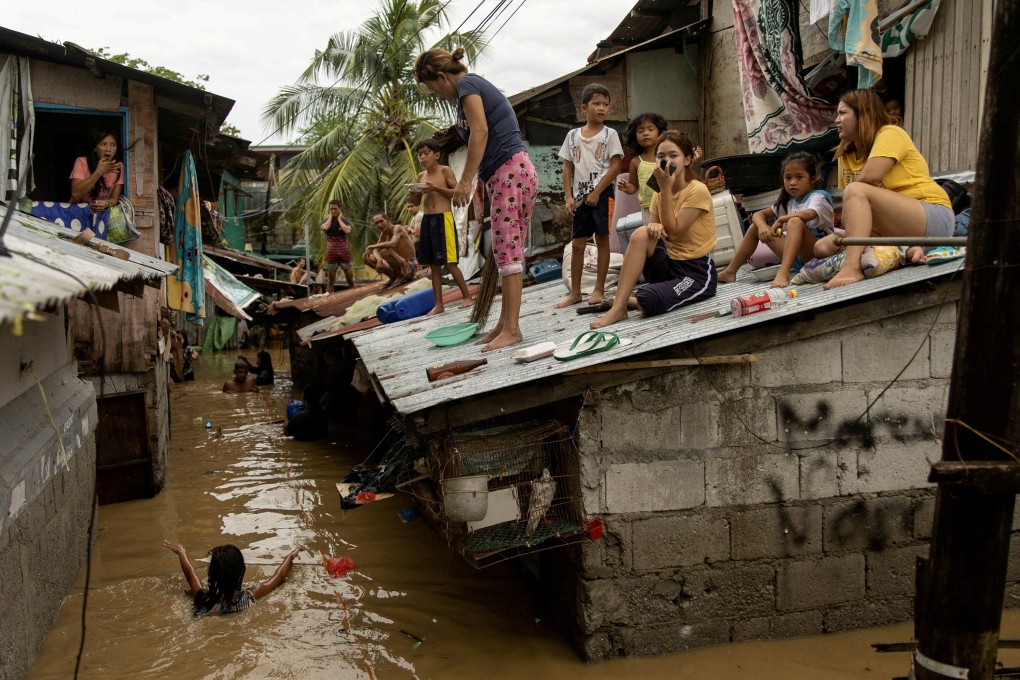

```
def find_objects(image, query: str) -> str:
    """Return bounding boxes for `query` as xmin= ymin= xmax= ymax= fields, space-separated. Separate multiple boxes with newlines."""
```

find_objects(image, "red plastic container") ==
xmin=584 ymin=519 xmax=604 ymax=541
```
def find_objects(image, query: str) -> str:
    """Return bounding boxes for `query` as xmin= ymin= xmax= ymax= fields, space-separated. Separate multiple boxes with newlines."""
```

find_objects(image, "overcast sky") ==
xmin=7 ymin=0 xmax=637 ymax=144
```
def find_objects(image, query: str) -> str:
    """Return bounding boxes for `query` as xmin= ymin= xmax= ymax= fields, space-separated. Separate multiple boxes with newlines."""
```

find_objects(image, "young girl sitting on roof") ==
xmin=717 ymin=152 xmax=836 ymax=288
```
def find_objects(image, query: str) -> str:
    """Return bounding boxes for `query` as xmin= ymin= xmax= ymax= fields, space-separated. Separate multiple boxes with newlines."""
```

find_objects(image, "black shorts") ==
xmin=634 ymin=240 xmax=717 ymax=316
xmin=571 ymin=191 xmax=611 ymax=239
xmin=417 ymin=212 xmax=458 ymax=265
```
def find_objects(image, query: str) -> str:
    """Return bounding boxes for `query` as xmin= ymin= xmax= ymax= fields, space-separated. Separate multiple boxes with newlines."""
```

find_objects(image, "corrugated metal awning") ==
xmin=0 ymin=208 xmax=176 ymax=324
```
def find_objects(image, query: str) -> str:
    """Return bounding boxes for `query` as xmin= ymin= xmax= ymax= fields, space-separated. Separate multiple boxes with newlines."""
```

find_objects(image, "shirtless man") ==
xmin=363 ymin=213 xmax=418 ymax=288
xmin=222 ymin=359 xmax=259 ymax=393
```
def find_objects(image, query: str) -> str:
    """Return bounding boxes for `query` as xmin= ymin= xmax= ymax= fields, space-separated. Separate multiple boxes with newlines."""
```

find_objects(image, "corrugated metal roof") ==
xmin=300 ymin=284 xmax=480 ymax=344
xmin=270 ymin=277 xmax=424 ymax=318
xmin=0 ymin=209 xmax=176 ymax=324
xmin=350 ymin=260 xmax=965 ymax=416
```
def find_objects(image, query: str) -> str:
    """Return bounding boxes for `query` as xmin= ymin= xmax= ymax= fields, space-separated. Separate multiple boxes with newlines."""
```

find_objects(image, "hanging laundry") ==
xmin=828 ymin=0 xmax=883 ymax=88
xmin=168 ymin=151 xmax=205 ymax=325
xmin=1 ymin=56 xmax=35 ymax=201
xmin=731 ymin=0 xmax=836 ymax=153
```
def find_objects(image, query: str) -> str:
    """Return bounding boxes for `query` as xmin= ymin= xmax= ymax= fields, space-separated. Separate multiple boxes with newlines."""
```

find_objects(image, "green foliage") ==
xmin=262 ymin=0 xmax=487 ymax=266
xmin=220 ymin=122 xmax=242 ymax=137
xmin=89 ymin=47 xmax=211 ymax=90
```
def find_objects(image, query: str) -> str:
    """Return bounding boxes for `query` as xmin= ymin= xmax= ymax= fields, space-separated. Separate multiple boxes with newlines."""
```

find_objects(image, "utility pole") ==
xmin=916 ymin=0 xmax=1020 ymax=678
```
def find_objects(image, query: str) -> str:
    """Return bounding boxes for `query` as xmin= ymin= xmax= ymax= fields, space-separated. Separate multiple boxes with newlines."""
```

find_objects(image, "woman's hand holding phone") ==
xmin=646 ymin=159 xmax=677 ymax=193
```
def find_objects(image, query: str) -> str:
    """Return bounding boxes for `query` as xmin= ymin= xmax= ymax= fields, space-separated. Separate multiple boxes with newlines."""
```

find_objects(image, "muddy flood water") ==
xmin=26 ymin=350 xmax=1020 ymax=679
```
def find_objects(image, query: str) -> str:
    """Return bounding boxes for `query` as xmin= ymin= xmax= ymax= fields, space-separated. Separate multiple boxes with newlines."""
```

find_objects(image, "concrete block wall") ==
xmin=0 ymin=357 xmax=97 ymax=680
xmin=567 ymin=303 xmax=999 ymax=660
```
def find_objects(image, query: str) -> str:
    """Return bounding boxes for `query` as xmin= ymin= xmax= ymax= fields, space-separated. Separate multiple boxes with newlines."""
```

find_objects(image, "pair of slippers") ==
xmin=553 ymin=330 xmax=632 ymax=361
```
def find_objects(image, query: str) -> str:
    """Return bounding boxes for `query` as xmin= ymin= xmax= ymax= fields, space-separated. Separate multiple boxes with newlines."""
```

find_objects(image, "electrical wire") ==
xmin=684 ymin=260 xmax=965 ymax=453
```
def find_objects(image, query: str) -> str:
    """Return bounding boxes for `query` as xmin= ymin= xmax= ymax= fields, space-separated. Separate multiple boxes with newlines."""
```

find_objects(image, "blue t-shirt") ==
xmin=455 ymin=73 xmax=525 ymax=181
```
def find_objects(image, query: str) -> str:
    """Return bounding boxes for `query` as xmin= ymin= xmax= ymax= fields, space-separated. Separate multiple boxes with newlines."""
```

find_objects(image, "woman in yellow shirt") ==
xmin=822 ymin=89 xmax=953 ymax=289
xmin=591 ymin=129 xmax=717 ymax=329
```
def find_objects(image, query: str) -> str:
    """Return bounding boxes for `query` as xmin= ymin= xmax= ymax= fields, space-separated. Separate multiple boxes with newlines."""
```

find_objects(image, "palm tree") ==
xmin=263 ymin=0 xmax=486 ymax=263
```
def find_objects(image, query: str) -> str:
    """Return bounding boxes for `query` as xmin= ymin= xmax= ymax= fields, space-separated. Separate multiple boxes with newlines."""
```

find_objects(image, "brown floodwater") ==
xmin=26 ymin=349 xmax=1020 ymax=679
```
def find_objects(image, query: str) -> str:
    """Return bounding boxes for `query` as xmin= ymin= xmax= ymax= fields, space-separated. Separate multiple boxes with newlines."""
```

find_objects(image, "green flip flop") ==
xmin=553 ymin=331 xmax=620 ymax=361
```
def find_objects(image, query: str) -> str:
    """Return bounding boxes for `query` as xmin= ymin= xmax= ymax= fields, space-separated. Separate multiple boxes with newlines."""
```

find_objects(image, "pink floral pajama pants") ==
xmin=485 ymin=150 xmax=538 ymax=277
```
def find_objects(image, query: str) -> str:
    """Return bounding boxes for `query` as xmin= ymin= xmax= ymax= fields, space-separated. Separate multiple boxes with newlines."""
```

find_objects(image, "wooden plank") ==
xmin=564 ymin=354 xmax=761 ymax=375
xmin=929 ymin=461 xmax=1020 ymax=495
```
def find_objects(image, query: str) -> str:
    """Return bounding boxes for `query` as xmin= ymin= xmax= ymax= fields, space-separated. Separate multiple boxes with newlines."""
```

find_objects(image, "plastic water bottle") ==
xmin=731 ymin=289 xmax=798 ymax=317
xmin=205 ymin=421 xmax=213 ymax=429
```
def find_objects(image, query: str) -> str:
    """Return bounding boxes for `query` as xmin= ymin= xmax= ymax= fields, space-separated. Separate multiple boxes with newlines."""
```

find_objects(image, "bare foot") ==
xmin=481 ymin=329 xmax=523 ymax=353
xmin=717 ymin=269 xmax=737 ymax=283
xmin=588 ymin=291 xmax=604 ymax=305
xmin=769 ymin=273 xmax=790 ymax=288
xmin=426 ymin=306 xmax=445 ymax=317
xmin=475 ymin=324 xmax=502 ymax=345
xmin=906 ymin=246 xmax=927 ymax=264
xmin=556 ymin=293 xmax=583 ymax=309
xmin=823 ymin=268 xmax=865 ymax=289
xmin=590 ymin=307 xmax=629 ymax=329
xmin=458 ymin=298 xmax=474 ymax=309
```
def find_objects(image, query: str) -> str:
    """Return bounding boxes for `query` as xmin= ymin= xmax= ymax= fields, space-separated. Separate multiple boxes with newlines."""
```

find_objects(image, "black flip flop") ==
xmin=576 ymin=300 xmax=613 ymax=315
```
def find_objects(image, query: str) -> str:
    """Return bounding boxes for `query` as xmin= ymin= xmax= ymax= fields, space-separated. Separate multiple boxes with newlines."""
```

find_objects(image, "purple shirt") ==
xmin=455 ymin=73 xmax=525 ymax=181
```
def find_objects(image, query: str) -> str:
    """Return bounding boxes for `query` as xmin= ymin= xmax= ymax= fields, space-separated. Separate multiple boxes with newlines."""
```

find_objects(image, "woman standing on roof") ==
xmin=820 ymin=89 xmax=953 ymax=289
xmin=414 ymin=46 xmax=538 ymax=353
xmin=70 ymin=128 xmax=123 ymax=212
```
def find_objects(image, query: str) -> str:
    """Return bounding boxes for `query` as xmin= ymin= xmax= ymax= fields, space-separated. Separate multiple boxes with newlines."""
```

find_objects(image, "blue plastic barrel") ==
xmin=377 ymin=287 xmax=434 ymax=323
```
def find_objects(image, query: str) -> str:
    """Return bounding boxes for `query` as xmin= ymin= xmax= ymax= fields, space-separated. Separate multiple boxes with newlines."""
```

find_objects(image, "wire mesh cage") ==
xmin=433 ymin=419 xmax=590 ymax=568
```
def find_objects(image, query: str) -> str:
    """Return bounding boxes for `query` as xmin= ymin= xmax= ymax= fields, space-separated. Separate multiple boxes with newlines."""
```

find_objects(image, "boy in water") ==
xmin=363 ymin=213 xmax=418 ymax=288
xmin=223 ymin=359 xmax=259 ymax=393
xmin=556 ymin=83 xmax=623 ymax=308
xmin=412 ymin=139 xmax=474 ymax=315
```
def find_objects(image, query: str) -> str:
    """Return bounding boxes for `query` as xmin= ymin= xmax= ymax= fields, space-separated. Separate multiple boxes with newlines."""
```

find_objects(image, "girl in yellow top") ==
xmin=616 ymin=113 xmax=668 ymax=223
xmin=592 ymin=130 xmax=717 ymax=329
xmin=821 ymin=89 xmax=953 ymax=289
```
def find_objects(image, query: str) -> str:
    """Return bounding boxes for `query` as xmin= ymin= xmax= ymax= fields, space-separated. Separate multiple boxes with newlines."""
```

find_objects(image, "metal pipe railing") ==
xmin=832 ymin=235 xmax=968 ymax=247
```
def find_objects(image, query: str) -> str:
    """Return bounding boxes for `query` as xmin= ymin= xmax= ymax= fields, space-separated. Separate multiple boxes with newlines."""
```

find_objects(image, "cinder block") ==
xmin=718 ymin=396 xmax=779 ymax=447
xmin=751 ymin=334 xmax=844 ymax=387
xmin=823 ymin=596 xmax=913 ymax=632
xmin=929 ymin=326 xmax=957 ymax=379
xmin=731 ymin=504 xmax=823 ymax=560
xmin=605 ymin=460 xmax=705 ymax=513
xmin=580 ymin=631 xmax=614 ymax=662
xmin=579 ymin=578 xmax=631 ymax=633
xmin=632 ymin=514 xmax=729 ymax=571
xmin=732 ymin=610 xmax=824 ymax=641
xmin=680 ymin=564 xmax=776 ymax=621
xmin=630 ymin=619 xmax=731 ymax=655
xmin=914 ymin=496 xmax=936 ymax=539
xmin=867 ymin=545 xmax=928 ymax=597
xmin=705 ymin=452 xmax=799 ymax=507
xmin=823 ymin=496 xmax=914 ymax=553
xmin=600 ymin=403 xmax=681 ymax=453
xmin=857 ymin=440 xmax=938 ymax=494
xmin=778 ymin=391 xmax=870 ymax=445
xmin=680 ymin=401 xmax=720 ymax=450
xmin=840 ymin=317 xmax=931 ymax=383
xmin=867 ymin=385 xmax=947 ymax=441
xmin=800 ymin=451 xmax=856 ymax=500
xmin=604 ymin=518 xmax=633 ymax=572
xmin=777 ymin=554 xmax=866 ymax=611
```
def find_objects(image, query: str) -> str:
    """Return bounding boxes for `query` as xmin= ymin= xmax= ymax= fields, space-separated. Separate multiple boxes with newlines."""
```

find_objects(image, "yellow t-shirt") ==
xmin=650 ymin=179 xmax=716 ymax=261
xmin=837 ymin=125 xmax=951 ymax=209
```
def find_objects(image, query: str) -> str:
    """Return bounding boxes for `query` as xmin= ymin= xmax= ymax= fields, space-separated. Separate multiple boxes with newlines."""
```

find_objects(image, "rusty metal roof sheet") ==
xmin=270 ymin=276 xmax=435 ymax=318
xmin=0 ymin=208 xmax=176 ymax=324
xmin=350 ymin=260 xmax=965 ymax=416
